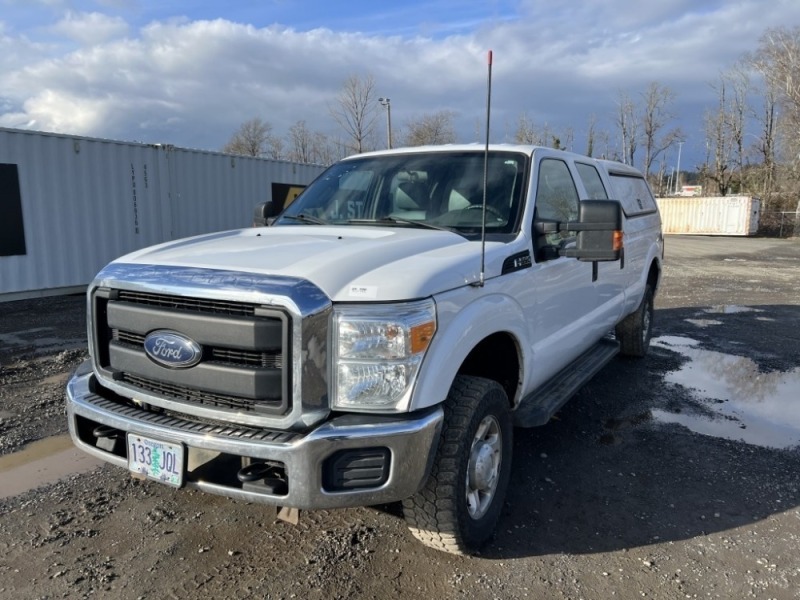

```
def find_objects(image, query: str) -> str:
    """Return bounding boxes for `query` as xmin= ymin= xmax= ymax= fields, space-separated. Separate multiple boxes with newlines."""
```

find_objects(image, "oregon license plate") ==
xmin=127 ymin=434 xmax=184 ymax=487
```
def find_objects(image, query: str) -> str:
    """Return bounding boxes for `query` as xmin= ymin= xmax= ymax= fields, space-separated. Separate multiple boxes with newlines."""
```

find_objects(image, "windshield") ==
xmin=276 ymin=151 xmax=528 ymax=237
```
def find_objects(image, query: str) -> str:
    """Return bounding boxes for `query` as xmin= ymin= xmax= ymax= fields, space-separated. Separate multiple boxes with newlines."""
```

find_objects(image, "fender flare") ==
xmin=410 ymin=291 xmax=528 ymax=411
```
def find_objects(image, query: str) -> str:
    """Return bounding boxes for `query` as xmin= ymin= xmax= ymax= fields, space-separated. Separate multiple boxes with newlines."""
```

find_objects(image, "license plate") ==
xmin=127 ymin=434 xmax=184 ymax=487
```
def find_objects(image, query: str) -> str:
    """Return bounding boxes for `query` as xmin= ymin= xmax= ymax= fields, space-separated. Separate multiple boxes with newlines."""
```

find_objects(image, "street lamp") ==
xmin=378 ymin=97 xmax=392 ymax=149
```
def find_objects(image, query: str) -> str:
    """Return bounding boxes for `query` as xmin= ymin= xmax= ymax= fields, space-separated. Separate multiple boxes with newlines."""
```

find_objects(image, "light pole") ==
xmin=674 ymin=141 xmax=683 ymax=195
xmin=378 ymin=97 xmax=392 ymax=149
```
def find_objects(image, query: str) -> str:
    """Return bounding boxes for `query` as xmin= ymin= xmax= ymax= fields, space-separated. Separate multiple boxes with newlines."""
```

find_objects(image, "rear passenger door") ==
xmin=527 ymin=157 xmax=598 ymax=386
xmin=574 ymin=161 xmax=626 ymax=327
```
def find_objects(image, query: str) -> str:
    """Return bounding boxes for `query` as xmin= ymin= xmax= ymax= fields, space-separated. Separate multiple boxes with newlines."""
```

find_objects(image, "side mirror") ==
xmin=564 ymin=200 xmax=623 ymax=262
xmin=253 ymin=201 xmax=282 ymax=227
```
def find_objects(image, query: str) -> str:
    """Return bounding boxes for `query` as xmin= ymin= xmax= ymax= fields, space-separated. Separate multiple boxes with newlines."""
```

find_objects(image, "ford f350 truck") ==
xmin=66 ymin=144 xmax=663 ymax=554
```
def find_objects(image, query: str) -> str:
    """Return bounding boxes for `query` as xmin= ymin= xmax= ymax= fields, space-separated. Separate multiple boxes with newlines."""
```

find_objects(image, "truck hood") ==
xmin=115 ymin=226 xmax=504 ymax=302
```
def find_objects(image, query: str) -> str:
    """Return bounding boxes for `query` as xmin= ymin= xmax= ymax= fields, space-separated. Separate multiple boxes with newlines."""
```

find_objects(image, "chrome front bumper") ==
xmin=66 ymin=362 xmax=443 ymax=509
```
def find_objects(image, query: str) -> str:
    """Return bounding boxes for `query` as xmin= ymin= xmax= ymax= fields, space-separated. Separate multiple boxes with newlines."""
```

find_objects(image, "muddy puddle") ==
xmin=0 ymin=327 xmax=86 ymax=355
xmin=652 ymin=335 xmax=800 ymax=450
xmin=0 ymin=434 xmax=103 ymax=499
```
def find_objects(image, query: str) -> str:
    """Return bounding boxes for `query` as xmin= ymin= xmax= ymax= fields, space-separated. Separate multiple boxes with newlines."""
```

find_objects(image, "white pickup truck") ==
xmin=67 ymin=144 xmax=663 ymax=554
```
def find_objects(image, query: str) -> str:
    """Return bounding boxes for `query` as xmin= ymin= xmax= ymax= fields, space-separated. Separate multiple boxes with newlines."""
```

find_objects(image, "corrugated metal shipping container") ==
xmin=0 ymin=127 xmax=325 ymax=301
xmin=656 ymin=196 xmax=761 ymax=236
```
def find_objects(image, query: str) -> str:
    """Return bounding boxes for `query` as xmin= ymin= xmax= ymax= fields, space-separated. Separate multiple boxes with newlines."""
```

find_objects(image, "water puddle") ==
xmin=651 ymin=336 xmax=800 ymax=450
xmin=684 ymin=319 xmax=722 ymax=328
xmin=703 ymin=305 xmax=764 ymax=315
xmin=0 ymin=434 xmax=103 ymax=499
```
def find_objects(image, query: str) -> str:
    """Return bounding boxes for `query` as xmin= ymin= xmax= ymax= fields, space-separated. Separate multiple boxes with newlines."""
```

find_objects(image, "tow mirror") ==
xmin=253 ymin=201 xmax=282 ymax=227
xmin=564 ymin=200 xmax=623 ymax=262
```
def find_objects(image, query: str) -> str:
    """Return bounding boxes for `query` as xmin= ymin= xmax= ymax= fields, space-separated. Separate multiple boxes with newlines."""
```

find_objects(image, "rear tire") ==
xmin=402 ymin=375 xmax=512 ymax=555
xmin=616 ymin=284 xmax=654 ymax=357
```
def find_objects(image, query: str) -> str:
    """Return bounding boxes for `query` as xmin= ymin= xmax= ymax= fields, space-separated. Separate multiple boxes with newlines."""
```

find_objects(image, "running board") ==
xmin=513 ymin=338 xmax=620 ymax=427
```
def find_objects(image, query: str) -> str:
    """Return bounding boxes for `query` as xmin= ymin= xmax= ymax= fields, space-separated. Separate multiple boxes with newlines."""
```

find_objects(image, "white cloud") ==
xmin=48 ymin=11 xmax=129 ymax=45
xmin=1 ymin=0 xmax=799 ymax=167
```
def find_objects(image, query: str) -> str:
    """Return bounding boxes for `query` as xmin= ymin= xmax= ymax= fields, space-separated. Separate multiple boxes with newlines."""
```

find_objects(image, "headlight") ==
xmin=332 ymin=299 xmax=436 ymax=412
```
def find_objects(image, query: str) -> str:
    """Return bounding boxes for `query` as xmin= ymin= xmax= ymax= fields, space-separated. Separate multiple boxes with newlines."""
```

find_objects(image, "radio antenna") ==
xmin=476 ymin=49 xmax=493 ymax=287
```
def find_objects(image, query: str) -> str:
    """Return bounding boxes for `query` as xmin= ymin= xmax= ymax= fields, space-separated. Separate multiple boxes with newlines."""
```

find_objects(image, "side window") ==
xmin=535 ymin=159 xmax=579 ymax=247
xmin=608 ymin=174 xmax=657 ymax=216
xmin=576 ymin=163 xmax=608 ymax=199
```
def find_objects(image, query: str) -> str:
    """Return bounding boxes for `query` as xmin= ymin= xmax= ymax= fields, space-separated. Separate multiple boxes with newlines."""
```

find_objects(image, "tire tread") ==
xmin=402 ymin=376 xmax=511 ymax=554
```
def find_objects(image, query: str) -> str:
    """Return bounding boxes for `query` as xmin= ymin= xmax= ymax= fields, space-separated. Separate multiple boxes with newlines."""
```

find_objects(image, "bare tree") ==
xmin=749 ymin=84 xmax=779 ymax=203
xmin=314 ymin=132 xmax=346 ymax=166
xmin=596 ymin=129 xmax=614 ymax=160
xmin=285 ymin=120 xmax=344 ymax=165
xmin=640 ymin=82 xmax=683 ymax=178
xmin=727 ymin=67 xmax=750 ymax=193
xmin=287 ymin=120 xmax=314 ymax=164
xmin=513 ymin=113 xmax=541 ymax=145
xmin=753 ymin=27 xmax=800 ymax=159
xmin=329 ymin=74 xmax=379 ymax=154
xmin=585 ymin=114 xmax=597 ymax=157
xmin=562 ymin=127 xmax=575 ymax=151
xmin=703 ymin=76 xmax=737 ymax=195
xmin=750 ymin=26 xmax=800 ymax=207
xmin=222 ymin=118 xmax=279 ymax=157
xmin=616 ymin=91 xmax=638 ymax=166
xmin=513 ymin=113 xmax=568 ymax=149
xmin=403 ymin=110 xmax=457 ymax=146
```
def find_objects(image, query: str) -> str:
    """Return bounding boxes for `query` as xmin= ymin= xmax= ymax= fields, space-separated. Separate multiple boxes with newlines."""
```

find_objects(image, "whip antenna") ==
xmin=476 ymin=49 xmax=493 ymax=287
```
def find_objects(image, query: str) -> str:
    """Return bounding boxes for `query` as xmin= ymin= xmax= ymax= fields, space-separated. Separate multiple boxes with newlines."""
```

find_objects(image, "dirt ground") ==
xmin=1 ymin=235 xmax=799 ymax=600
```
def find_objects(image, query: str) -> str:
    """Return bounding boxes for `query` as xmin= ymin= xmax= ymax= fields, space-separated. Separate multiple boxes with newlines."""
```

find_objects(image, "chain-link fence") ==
xmin=758 ymin=210 xmax=800 ymax=237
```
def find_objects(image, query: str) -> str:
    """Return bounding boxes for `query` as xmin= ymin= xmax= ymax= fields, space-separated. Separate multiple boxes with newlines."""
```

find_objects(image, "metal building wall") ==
xmin=0 ymin=128 xmax=324 ymax=300
xmin=163 ymin=148 xmax=323 ymax=240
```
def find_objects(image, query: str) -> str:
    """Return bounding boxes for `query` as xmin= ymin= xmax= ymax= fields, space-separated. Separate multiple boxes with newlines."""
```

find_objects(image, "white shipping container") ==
xmin=656 ymin=196 xmax=761 ymax=236
xmin=0 ymin=127 xmax=325 ymax=301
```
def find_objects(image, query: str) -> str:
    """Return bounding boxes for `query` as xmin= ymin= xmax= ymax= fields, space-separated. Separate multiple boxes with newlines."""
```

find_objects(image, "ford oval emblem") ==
xmin=143 ymin=330 xmax=203 ymax=369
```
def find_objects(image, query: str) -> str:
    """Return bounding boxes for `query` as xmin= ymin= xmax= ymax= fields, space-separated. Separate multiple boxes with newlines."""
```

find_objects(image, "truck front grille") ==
xmin=93 ymin=288 xmax=291 ymax=420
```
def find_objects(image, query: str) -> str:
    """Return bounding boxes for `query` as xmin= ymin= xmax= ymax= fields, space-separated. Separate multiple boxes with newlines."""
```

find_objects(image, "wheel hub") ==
xmin=465 ymin=414 xmax=502 ymax=519
xmin=469 ymin=441 xmax=496 ymax=491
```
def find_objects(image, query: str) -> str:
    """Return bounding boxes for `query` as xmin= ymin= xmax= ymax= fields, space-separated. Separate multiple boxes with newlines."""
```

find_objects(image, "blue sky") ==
xmin=2 ymin=0 xmax=522 ymax=38
xmin=2 ymin=0 xmax=799 ymax=172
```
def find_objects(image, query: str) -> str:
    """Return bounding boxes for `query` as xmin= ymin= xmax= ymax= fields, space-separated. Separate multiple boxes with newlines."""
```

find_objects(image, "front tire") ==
xmin=402 ymin=375 xmax=512 ymax=554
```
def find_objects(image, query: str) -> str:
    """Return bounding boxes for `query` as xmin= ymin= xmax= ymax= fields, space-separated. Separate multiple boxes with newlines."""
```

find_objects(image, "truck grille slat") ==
xmin=117 ymin=290 xmax=257 ymax=316
xmin=112 ymin=330 xmax=282 ymax=369
xmin=121 ymin=373 xmax=281 ymax=413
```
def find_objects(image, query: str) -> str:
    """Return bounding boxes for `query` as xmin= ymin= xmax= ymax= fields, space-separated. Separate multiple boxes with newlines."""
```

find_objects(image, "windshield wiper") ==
xmin=347 ymin=217 xmax=456 ymax=233
xmin=282 ymin=213 xmax=330 ymax=225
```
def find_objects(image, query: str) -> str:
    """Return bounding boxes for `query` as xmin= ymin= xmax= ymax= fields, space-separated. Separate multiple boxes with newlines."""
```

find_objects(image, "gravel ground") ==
xmin=0 ymin=235 xmax=799 ymax=600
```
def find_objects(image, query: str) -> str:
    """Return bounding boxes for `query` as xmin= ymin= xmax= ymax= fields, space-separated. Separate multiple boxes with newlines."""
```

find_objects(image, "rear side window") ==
xmin=576 ymin=163 xmax=608 ymax=199
xmin=608 ymin=173 xmax=657 ymax=217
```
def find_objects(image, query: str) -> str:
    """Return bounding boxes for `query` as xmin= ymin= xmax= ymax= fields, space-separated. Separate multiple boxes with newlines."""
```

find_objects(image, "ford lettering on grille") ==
xmin=143 ymin=330 xmax=202 ymax=368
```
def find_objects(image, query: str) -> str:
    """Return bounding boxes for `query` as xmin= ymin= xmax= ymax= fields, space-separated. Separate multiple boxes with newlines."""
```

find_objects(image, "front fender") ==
xmin=410 ymin=287 xmax=528 ymax=411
